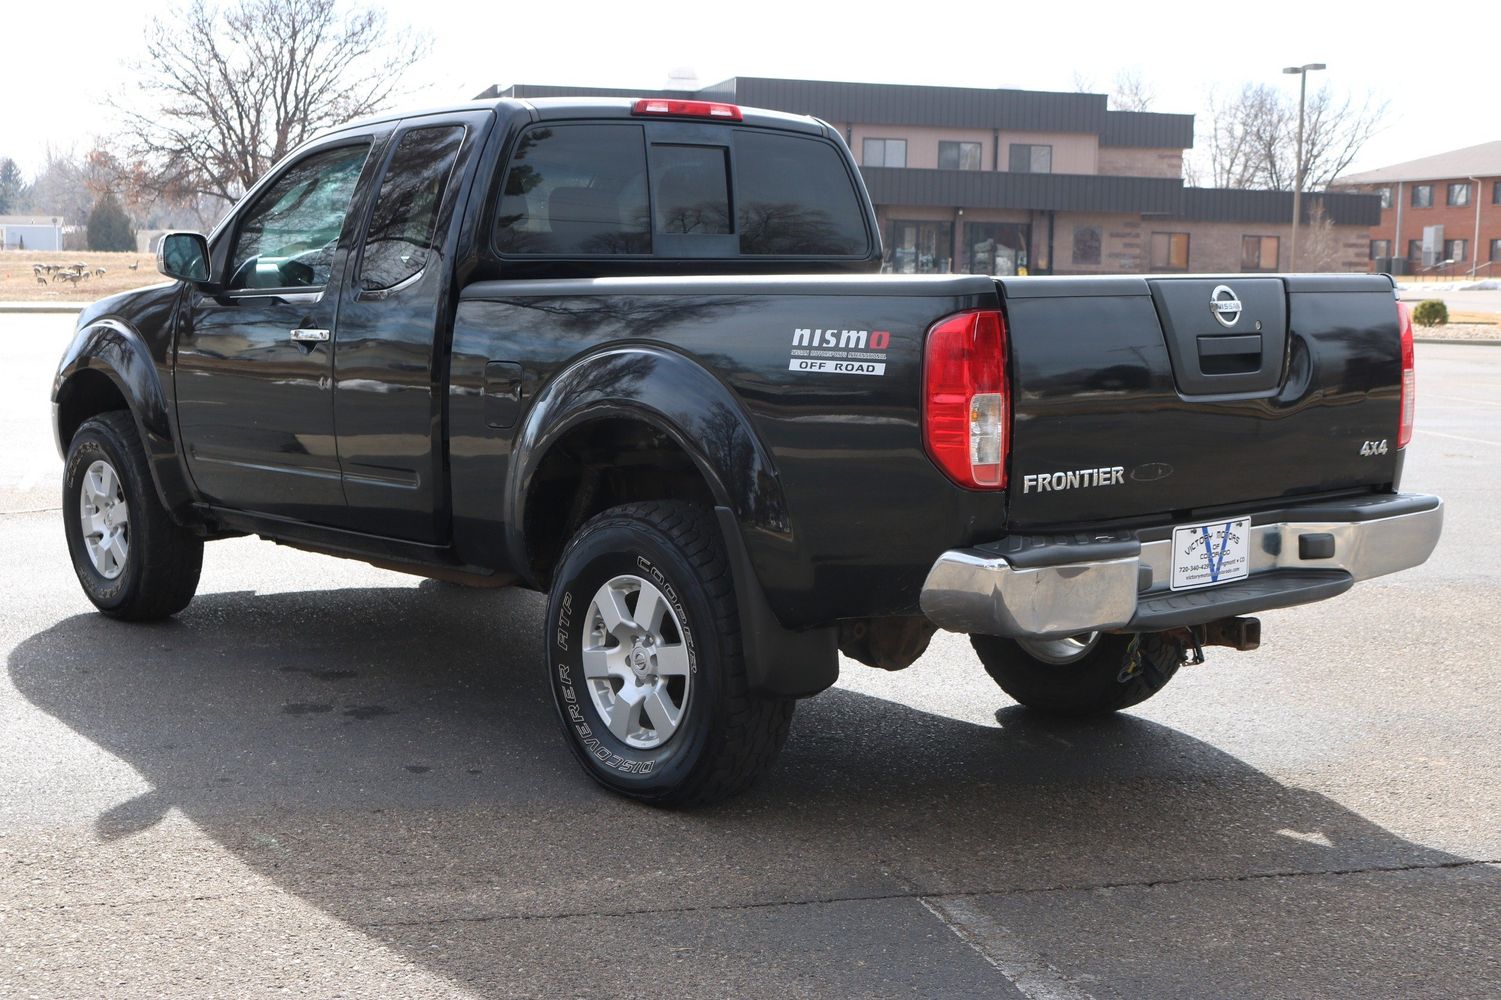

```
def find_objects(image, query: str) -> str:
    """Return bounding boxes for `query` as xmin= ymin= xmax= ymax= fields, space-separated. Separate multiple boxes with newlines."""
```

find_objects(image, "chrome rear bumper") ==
xmin=920 ymin=494 xmax=1443 ymax=639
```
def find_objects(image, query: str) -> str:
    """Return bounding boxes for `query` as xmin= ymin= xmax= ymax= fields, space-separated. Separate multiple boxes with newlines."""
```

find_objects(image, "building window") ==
xmin=1072 ymin=226 xmax=1102 ymax=265
xmin=1411 ymin=185 xmax=1433 ymax=208
xmin=1494 ymin=180 xmax=1501 ymax=204
xmin=1378 ymin=187 xmax=1392 ymax=209
xmin=886 ymin=219 xmax=952 ymax=273
xmin=1443 ymin=239 xmax=1467 ymax=262
xmin=1492 ymin=238 xmax=1501 ymax=262
xmin=938 ymin=141 xmax=982 ymax=170
xmin=1151 ymin=232 xmax=1190 ymax=270
xmin=1448 ymin=182 xmax=1471 ymax=207
xmin=1369 ymin=240 xmax=1392 ymax=260
xmin=1407 ymin=239 xmax=1423 ymax=261
xmin=1009 ymin=144 xmax=1052 ymax=174
xmin=1241 ymin=235 xmax=1279 ymax=271
xmin=862 ymin=138 xmax=907 ymax=168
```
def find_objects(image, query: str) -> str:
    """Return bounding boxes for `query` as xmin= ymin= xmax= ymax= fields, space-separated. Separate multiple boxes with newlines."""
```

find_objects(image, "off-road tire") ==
xmin=545 ymin=501 xmax=794 ymax=805
xmin=971 ymin=632 xmax=1183 ymax=716
xmin=63 ymin=412 xmax=203 ymax=620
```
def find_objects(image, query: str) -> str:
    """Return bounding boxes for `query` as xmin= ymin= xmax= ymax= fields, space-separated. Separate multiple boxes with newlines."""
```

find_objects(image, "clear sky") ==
xmin=1 ymin=0 xmax=1491 ymax=182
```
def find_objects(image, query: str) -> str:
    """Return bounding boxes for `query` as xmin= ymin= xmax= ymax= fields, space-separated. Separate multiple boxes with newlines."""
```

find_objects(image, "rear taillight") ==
xmin=1398 ymin=300 xmax=1416 ymax=448
xmin=923 ymin=310 xmax=1009 ymax=489
xmin=631 ymin=99 xmax=743 ymax=121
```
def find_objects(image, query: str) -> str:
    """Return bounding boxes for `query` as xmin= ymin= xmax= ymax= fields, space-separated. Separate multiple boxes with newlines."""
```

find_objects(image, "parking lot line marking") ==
xmin=1420 ymin=429 xmax=1501 ymax=447
xmin=1428 ymin=394 xmax=1501 ymax=408
xmin=919 ymin=896 xmax=1097 ymax=1000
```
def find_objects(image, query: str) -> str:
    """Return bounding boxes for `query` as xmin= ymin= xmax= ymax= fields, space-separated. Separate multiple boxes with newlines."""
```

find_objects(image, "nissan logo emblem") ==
xmin=1210 ymin=285 xmax=1242 ymax=328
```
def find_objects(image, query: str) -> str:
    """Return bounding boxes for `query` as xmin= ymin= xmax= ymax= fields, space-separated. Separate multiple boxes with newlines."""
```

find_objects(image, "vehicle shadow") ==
xmin=9 ymin=583 xmax=1499 ymax=997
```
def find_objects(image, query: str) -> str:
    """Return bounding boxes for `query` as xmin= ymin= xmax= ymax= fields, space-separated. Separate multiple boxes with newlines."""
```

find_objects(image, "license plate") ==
xmin=1170 ymin=517 xmax=1251 ymax=591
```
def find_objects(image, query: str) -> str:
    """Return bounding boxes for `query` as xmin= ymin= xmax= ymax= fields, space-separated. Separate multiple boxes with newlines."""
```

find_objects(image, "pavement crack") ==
xmin=355 ymin=857 xmax=1501 ymax=930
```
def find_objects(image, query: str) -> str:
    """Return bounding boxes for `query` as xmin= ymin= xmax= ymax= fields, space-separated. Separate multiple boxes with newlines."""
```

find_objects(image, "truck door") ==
xmin=174 ymin=138 xmax=376 ymax=523
xmin=332 ymin=115 xmax=482 ymax=542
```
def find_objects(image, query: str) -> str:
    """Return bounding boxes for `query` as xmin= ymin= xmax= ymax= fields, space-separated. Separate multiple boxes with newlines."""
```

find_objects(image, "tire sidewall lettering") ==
xmin=549 ymin=533 xmax=711 ymax=786
xmin=64 ymin=433 xmax=132 ymax=603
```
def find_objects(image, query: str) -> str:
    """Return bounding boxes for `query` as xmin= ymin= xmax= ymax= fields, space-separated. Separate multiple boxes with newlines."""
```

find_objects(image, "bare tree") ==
xmin=114 ymin=0 xmax=430 ymax=213
xmin=1298 ymin=202 xmax=1347 ymax=272
xmin=1071 ymin=68 xmax=1156 ymax=111
xmin=1192 ymin=82 xmax=1387 ymax=191
xmin=1109 ymin=69 xmax=1155 ymax=112
xmin=1294 ymin=87 xmax=1387 ymax=189
xmin=18 ymin=148 xmax=95 ymax=223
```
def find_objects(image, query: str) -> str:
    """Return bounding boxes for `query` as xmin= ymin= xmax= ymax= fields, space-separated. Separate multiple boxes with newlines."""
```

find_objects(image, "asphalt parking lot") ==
xmin=2 ymin=311 xmax=1498 ymax=999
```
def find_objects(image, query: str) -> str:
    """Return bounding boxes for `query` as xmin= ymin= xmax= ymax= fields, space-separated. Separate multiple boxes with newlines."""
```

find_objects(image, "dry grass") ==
xmin=1449 ymin=310 xmax=1501 ymax=325
xmin=0 ymin=250 xmax=169 ymax=302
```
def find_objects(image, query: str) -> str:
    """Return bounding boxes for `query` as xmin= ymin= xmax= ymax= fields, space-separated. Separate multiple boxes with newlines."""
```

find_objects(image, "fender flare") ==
xmin=508 ymin=345 xmax=836 ymax=697
xmin=507 ymin=344 xmax=790 ymax=571
xmin=52 ymin=319 xmax=196 ymax=520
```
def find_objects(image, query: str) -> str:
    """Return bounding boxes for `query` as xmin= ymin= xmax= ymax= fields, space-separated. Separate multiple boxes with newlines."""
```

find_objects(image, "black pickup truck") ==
xmin=53 ymin=96 xmax=1442 ymax=803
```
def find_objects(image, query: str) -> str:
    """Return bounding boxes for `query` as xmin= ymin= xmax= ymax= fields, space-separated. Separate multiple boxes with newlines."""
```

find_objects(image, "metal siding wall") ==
xmin=500 ymin=78 xmax=1188 ymax=148
xmin=1100 ymin=111 xmax=1196 ymax=149
xmin=1181 ymin=189 xmax=1382 ymax=226
xmin=1 ymin=225 xmax=62 ymax=251
xmin=735 ymin=78 xmax=1109 ymax=133
xmin=859 ymin=168 xmax=1184 ymax=214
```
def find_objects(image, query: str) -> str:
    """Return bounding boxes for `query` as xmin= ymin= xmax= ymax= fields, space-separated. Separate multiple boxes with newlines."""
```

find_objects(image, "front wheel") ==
xmin=62 ymin=412 xmax=203 ymax=620
xmin=971 ymin=631 xmax=1184 ymax=716
xmin=544 ymin=501 xmax=794 ymax=805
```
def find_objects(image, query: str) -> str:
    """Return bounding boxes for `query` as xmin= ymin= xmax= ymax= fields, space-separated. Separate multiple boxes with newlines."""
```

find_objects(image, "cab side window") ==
xmin=228 ymin=143 xmax=370 ymax=291
xmin=493 ymin=124 xmax=651 ymax=255
xmin=359 ymin=126 xmax=466 ymax=290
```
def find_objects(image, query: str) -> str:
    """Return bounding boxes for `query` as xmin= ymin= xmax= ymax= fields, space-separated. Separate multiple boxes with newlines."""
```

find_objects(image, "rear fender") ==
xmin=508 ymin=345 xmax=789 ymax=571
xmin=510 ymin=345 xmax=836 ymax=698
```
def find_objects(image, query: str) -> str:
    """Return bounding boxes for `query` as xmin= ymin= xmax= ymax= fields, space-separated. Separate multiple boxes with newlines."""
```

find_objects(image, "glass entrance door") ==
xmin=885 ymin=220 xmax=953 ymax=273
xmin=963 ymin=222 xmax=1030 ymax=275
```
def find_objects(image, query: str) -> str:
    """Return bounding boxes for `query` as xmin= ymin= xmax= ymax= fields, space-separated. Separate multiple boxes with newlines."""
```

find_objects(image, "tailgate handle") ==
xmin=1197 ymin=334 xmax=1262 ymax=357
xmin=1197 ymin=333 xmax=1262 ymax=376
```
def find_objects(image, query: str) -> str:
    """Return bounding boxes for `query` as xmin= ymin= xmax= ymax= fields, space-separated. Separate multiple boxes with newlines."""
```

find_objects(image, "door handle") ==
xmin=290 ymin=328 xmax=331 ymax=343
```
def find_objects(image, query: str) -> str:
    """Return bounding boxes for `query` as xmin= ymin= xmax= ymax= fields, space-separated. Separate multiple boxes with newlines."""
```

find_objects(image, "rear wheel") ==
xmin=63 ymin=412 xmax=203 ymax=620
xmin=971 ymin=631 xmax=1183 ymax=716
xmin=545 ymin=501 xmax=794 ymax=805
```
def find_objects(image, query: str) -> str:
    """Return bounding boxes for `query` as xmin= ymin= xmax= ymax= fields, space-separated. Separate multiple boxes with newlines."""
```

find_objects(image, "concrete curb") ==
xmin=0 ymin=303 xmax=87 ymax=314
xmin=1416 ymin=337 xmax=1501 ymax=346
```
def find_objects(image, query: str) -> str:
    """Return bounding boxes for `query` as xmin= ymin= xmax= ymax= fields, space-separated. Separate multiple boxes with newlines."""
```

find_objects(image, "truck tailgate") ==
xmin=1000 ymin=274 xmax=1403 ymax=529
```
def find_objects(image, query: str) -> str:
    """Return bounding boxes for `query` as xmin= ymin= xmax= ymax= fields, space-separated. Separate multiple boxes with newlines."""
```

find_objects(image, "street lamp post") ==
xmin=1470 ymin=176 xmax=1483 ymax=280
xmin=1283 ymin=62 xmax=1326 ymax=273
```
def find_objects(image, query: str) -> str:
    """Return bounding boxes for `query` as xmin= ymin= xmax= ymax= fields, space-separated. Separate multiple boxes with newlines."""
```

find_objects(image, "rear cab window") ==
xmin=492 ymin=118 xmax=870 ymax=261
xmin=493 ymin=125 xmax=651 ymax=255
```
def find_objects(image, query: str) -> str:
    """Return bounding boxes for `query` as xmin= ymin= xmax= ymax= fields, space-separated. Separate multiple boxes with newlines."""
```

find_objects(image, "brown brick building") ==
xmin=482 ymin=77 xmax=1381 ymax=276
xmin=1333 ymin=141 xmax=1501 ymax=277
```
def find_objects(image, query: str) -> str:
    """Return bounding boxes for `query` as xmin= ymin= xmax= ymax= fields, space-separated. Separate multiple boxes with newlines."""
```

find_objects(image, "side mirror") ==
xmin=156 ymin=232 xmax=214 ymax=286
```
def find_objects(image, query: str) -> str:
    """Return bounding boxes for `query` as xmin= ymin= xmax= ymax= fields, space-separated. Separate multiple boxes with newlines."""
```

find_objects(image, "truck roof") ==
xmin=326 ymin=97 xmax=831 ymax=140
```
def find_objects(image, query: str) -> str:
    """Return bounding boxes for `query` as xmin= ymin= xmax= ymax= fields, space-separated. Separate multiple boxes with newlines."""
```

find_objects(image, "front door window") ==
xmin=228 ymin=144 xmax=369 ymax=290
